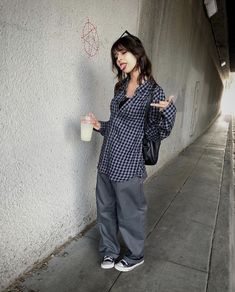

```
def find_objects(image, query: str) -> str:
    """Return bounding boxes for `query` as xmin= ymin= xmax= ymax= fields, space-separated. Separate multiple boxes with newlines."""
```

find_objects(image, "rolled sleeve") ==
xmin=159 ymin=102 xmax=176 ymax=139
xmin=145 ymin=86 xmax=176 ymax=141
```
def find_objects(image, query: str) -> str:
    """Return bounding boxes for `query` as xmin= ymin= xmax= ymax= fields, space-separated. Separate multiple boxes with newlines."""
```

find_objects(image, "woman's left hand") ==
xmin=150 ymin=95 xmax=174 ymax=111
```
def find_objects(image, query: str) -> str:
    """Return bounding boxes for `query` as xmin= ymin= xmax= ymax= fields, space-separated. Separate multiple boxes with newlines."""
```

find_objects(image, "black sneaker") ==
xmin=101 ymin=255 xmax=115 ymax=269
xmin=114 ymin=259 xmax=144 ymax=272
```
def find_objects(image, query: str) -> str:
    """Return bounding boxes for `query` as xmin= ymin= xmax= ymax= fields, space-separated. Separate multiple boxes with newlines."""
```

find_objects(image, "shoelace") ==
xmin=104 ymin=256 xmax=113 ymax=262
xmin=120 ymin=259 xmax=129 ymax=266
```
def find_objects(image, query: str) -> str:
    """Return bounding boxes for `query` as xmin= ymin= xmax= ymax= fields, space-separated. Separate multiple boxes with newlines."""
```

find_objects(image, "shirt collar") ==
xmin=123 ymin=76 xmax=153 ymax=92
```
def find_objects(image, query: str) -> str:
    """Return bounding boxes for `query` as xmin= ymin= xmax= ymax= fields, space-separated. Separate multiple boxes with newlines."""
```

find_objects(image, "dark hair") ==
xmin=111 ymin=33 xmax=153 ymax=87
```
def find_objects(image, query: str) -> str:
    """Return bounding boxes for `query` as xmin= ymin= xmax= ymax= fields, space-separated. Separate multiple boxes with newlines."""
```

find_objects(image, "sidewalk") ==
xmin=5 ymin=115 xmax=234 ymax=292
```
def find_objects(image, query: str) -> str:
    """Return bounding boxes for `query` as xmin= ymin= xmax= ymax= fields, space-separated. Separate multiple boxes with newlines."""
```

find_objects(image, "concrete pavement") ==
xmin=4 ymin=115 xmax=234 ymax=292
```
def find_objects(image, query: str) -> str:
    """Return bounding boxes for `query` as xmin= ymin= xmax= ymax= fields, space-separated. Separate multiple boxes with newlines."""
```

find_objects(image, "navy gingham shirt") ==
xmin=96 ymin=78 xmax=176 ymax=182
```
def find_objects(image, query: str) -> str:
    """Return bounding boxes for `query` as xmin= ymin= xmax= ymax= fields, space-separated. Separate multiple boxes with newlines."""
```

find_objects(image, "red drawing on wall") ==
xmin=81 ymin=19 xmax=99 ymax=58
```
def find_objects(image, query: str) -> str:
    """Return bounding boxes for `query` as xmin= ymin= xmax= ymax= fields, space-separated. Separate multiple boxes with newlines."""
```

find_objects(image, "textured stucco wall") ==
xmin=0 ymin=0 xmax=141 ymax=289
xmin=0 ymin=0 xmax=224 ymax=290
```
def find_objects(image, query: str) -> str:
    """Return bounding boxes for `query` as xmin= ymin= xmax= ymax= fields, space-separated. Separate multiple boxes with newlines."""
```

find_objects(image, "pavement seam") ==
xmin=146 ymin=138 xmax=213 ymax=239
xmin=146 ymin=171 xmax=198 ymax=238
xmin=164 ymin=214 xmax=215 ymax=229
xmin=165 ymin=259 xmax=208 ymax=274
xmin=107 ymin=272 xmax=122 ymax=292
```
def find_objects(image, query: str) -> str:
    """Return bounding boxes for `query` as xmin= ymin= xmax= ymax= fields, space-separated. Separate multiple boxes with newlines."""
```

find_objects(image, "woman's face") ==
xmin=115 ymin=49 xmax=138 ymax=74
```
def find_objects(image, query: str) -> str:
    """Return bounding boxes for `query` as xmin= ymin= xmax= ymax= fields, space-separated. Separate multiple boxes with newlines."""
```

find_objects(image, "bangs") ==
xmin=112 ymin=44 xmax=127 ymax=55
xmin=111 ymin=36 xmax=135 ymax=57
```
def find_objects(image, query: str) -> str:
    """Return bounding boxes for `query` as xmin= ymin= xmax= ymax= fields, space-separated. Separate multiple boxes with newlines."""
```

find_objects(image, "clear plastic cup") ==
xmin=81 ymin=115 xmax=93 ymax=142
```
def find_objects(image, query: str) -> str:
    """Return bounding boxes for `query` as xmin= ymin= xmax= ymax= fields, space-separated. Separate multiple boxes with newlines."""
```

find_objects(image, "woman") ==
xmin=89 ymin=31 xmax=176 ymax=272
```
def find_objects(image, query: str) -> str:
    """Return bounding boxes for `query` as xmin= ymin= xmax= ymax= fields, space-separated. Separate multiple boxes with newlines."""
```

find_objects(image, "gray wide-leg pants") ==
xmin=96 ymin=172 xmax=147 ymax=264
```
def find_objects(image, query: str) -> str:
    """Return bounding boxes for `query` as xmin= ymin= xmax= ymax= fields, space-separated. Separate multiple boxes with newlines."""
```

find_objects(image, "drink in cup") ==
xmin=81 ymin=115 xmax=93 ymax=141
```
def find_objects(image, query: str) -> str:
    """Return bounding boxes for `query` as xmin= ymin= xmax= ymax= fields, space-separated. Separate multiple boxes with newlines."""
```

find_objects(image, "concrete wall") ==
xmin=143 ymin=0 xmax=223 ymax=177
xmin=0 ymin=0 xmax=223 ymax=290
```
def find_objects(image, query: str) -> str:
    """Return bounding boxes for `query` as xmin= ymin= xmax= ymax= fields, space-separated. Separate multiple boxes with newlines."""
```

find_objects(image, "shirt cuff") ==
xmin=99 ymin=121 xmax=107 ymax=136
xmin=93 ymin=121 xmax=107 ymax=136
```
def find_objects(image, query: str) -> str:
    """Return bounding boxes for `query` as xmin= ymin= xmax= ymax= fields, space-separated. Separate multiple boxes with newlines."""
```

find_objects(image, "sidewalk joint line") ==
xmin=107 ymin=272 xmax=122 ymax=292
xmin=146 ymin=143 xmax=210 ymax=239
xmin=163 ymin=211 xmax=214 ymax=229
xmin=166 ymin=259 xmax=208 ymax=274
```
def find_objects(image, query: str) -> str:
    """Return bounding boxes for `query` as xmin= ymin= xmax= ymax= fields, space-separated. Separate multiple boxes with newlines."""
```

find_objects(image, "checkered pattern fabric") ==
xmin=96 ymin=78 xmax=176 ymax=181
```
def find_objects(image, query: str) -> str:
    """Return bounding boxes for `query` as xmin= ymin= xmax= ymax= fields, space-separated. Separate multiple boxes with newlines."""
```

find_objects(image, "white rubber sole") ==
xmin=101 ymin=262 xmax=115 ymax=269
xmin=114 ymin=260 xmax=144 ymax=272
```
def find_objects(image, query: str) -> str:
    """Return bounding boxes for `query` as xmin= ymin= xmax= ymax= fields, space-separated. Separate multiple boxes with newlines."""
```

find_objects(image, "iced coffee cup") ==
xmin=81 ymin=115 xmax=93 ymax=142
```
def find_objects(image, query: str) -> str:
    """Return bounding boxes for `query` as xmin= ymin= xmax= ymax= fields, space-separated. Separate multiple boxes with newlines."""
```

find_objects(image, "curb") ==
xmin=207 ymin=115 xmax=234 ymax=292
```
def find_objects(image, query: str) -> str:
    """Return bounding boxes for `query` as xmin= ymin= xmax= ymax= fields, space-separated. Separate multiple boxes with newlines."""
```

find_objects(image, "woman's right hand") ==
xmin=88 ymin=112 xmax=101 ymax=131
xmin=150 ymin=95 xmax=174 ymax=111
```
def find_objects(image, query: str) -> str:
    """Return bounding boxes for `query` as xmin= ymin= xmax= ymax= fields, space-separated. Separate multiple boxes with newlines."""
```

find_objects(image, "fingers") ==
xmin=87 ymin=112 xmax=101 ymax=130
xmin=150 ymin=101 xmax=168 ymax=108
xmin=166 ymin=95 xmax=174 ymax=102
xmin=150 ymin=95 xmax=174 ymax=108
xmin=88 ymin=112 xmax=97 ymax=123
xmin=88 ymin=112 xmax=95 ymax=119
xmin=150 ymin=103 xmax=159 ymax=107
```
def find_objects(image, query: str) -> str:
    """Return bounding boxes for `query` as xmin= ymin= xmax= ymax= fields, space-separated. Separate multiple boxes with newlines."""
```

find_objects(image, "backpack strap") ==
xmin=144 ymin=83 xmax=157 ymax=133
